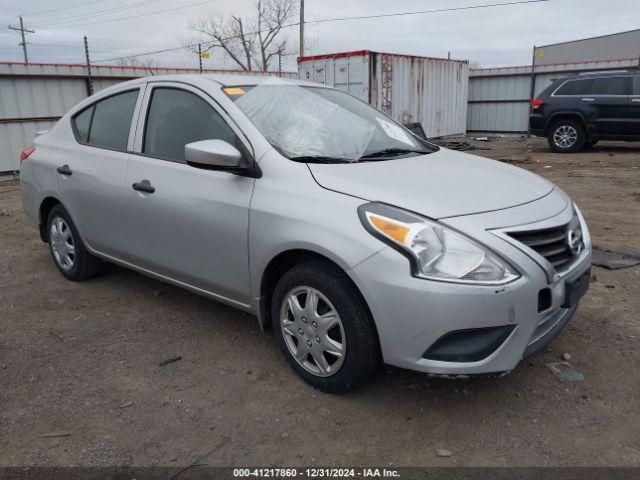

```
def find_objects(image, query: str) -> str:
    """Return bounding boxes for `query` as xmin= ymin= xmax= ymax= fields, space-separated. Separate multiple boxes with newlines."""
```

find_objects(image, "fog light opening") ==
xmin=422 ymin=325 xmax=516 ymax=363
xmin=538 ymin=287 xmax=552 ymax=312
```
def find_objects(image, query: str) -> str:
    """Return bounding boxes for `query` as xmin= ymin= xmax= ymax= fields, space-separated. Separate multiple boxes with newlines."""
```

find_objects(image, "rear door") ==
xmin=582 ymin=75 xmax=630 ymax=136
xmin=57 ymin=88 xmax=143 ymax=257
xmin=123 ymin=82 xmax=255 ymax=306
xmin=630 ymin=75 xmax=640 ymax=136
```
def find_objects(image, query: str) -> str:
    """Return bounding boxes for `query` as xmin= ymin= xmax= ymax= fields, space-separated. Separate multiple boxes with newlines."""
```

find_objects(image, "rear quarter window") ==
xmin=554 ymin=78 xmax=593 ymax=96
xmin=72 ymin=105 xmax=93 ymax=143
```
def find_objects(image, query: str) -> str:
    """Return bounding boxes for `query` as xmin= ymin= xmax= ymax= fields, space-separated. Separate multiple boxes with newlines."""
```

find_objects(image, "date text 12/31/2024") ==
xmin=233 ymin=468 xmax=401 ymax=478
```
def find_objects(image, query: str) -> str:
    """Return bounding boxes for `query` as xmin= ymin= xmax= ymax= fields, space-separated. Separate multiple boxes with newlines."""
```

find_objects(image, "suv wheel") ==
xmin=548 ymin=119 xmax=585 ymax=153
xmin=47 ymin=205 xmax=102 ymax=281
xmin=271 ymin=261 xmax=380 ymax=393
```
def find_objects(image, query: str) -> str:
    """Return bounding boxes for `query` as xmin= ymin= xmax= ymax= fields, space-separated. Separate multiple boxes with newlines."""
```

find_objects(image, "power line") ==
xmin=310 ymin=0 xmax=551 ymax=25
xmin=38 ymin=0 xmax=217 ymax=30
xmin=1 ymin=0 xmax=118 ymax=32
xmin=18 ymin=0 xmax=113 ymax=19
xmin=32 ymin=0 xmax=168 ymax=29
xmin=92 ymin=0 xmax=552 ymax=64
xmin=0 ymin=15 xmax=20 ymax=26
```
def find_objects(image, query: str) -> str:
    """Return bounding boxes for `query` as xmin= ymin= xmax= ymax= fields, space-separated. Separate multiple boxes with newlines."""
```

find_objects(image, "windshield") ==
xmin=225 ymin=81 xmax=435 ymax=162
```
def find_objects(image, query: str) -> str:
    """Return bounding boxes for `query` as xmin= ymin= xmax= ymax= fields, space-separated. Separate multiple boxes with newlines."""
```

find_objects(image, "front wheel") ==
xmin=547 ymin=119 xmax=586 ymax=153
xmin=271 ymin=261 xmax=380 ymax=393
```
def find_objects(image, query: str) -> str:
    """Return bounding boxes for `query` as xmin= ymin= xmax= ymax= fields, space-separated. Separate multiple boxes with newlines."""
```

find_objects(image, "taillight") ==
xmin=20 ymin=147 xmax=36 ymax=164
xmin=531 ymin=98 xmax=544 ymax=110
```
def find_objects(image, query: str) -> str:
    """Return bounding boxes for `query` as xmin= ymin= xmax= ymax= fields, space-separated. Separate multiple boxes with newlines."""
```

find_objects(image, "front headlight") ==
xmin=573 ymin=202 xmax=591 ymax=252
xmin=358 ymin=203 xmax=520 ymax=284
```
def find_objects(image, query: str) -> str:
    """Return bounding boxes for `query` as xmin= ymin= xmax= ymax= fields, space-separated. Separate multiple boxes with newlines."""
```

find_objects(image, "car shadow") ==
xmin=587 ymin=143 xmax=640 ymax=153
xmin=95 ymin=260 xmax=568 ymax=406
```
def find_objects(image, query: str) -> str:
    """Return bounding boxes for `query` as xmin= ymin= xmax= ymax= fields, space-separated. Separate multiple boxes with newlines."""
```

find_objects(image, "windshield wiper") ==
xmin=358 ymin=147 xmax=429 ymax=161
xmin=289 ymin=155 xmax=355 ymax=164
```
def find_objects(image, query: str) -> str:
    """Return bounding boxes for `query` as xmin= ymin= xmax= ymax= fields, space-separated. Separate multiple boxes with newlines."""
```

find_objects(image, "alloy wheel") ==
xmin=50 ymin=217 xmax=75 ymax=271
xmin=280 ymin=286 xmax=346 ymax=377
xmin=553 ymin=125 xmax=578 ymax=149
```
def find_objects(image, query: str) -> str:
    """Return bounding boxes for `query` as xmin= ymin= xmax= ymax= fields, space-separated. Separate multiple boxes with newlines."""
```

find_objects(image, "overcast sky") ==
xmin=0 ymin=0 xmax=638 ymax=71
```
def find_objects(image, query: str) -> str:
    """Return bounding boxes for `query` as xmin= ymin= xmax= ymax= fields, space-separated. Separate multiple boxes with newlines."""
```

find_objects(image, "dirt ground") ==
xmin=1 ymin=137 xmax=639 ymax=468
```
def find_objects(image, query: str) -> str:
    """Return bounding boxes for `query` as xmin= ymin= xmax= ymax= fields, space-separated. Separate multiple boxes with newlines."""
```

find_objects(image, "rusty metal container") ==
xmin=298 ymin=50 xmax=469 ymax=138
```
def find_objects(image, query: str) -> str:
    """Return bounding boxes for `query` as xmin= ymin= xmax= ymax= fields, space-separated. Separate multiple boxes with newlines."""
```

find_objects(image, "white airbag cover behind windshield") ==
xmin=236 ymin=79 xmax=375 ymax=160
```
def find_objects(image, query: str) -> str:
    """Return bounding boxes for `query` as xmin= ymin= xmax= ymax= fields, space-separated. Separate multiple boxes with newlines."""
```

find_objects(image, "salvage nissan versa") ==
xmin=20 ymin=75 xmax=591 ymax=392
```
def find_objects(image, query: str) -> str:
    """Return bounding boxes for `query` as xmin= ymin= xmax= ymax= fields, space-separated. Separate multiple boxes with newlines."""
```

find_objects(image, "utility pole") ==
xmin=527 ymin=45 xmax=537 ymax=138
xmin=278 ymin=49 xmax=282 ymax=77
xmin=8 ymin=16 xmax=35 ymax=63
xmin=198 ymin=44 xmax=203 ymax=73
xmin=299 ymin=0 xmax=304 ymax=58
xmin=84 ymin=36 xmax=94 ymax=96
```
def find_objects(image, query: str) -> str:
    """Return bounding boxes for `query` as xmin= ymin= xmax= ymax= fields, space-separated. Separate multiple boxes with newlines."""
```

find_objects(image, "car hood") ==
xmin=307 ymin=148 xmax=554 ymax=219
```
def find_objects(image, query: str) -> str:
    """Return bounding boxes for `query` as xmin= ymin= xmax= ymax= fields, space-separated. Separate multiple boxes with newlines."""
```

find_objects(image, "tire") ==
xmin=271 ymin=260 xmax=380 ymax=393
xmin=585 ymin=139 xmax=599 ymax=148
xmin=47 ymin=204 xmax=102 ymax=281
xmin=547 ymin=119 xmax=586 ymax=153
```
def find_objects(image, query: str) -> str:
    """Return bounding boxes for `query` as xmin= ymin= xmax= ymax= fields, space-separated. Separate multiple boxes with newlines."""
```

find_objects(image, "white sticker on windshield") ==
xmin=375 ymin=117 xmax=415 ymax=146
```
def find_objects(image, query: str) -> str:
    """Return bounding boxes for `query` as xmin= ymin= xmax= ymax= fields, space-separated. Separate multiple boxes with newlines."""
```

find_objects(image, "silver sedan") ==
xmin=20 ymin=75 xmax=591 ymax=392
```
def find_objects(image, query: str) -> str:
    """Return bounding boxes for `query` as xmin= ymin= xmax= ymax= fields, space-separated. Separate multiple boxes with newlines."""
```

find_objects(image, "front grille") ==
xmin=509 ymin=221 xmax=581 ymax=272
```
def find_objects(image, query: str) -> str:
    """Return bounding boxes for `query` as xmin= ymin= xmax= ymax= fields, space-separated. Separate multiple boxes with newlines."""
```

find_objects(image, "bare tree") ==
xmin=116 ymin=57 xmax=157 ymax=69
xmin=186 ymin=0 xmax=296 ymax=71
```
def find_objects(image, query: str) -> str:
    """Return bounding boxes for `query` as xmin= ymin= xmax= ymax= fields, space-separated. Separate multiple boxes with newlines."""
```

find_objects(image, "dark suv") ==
xmin=530 ymin=71 xmax=640 ymax=153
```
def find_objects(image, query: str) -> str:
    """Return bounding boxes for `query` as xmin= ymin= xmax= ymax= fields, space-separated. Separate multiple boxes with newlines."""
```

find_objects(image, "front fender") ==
xmin=248 ymin=156 xmax=386 ymax=317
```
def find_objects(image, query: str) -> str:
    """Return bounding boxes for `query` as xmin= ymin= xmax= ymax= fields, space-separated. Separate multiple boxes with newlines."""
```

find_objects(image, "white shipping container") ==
xmin=298 ymin=50 xmax=469 ymax=138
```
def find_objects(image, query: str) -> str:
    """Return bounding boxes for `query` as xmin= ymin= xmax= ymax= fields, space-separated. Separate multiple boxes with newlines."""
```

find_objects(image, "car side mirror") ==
xmin=185 ymin=139 xmax=243 ymax=170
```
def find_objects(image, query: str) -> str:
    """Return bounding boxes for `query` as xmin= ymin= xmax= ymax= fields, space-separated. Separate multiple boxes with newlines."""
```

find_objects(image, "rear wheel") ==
xmin=47 ymin=205 xmax=102 ymax=281
xmin=548 ymin=119 xmax=585 ymax=153
xmin=271 ymin=261 xmax=380 ymax=393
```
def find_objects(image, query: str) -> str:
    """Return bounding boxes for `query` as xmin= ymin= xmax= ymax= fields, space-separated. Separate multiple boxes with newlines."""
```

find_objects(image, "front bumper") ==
xmin=349 ymin=199 xmax=591 ymax=376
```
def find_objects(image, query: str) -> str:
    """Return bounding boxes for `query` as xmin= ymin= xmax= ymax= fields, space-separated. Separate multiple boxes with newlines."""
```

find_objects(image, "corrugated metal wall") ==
xmin=298 ymin=51 xmax=469 ymax=138
xmin=0 ymin=62 xmax=296 ymax=175
xmin=467 ymin=58 xmax=639 ymax=133
xmin=467 ymin=71 xmax=531 ymax=133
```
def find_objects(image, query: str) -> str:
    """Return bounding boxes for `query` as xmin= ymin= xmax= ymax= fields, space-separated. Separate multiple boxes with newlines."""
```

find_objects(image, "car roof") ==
xmin=563 ymin=69 xmax=640 ymax=80
xmin=113 ymin=73 xmax=315 ymax=87
xmin=69 ymin=73 xmax=326 ymax=113
xmin=202 ymin=74 xmax=314 ymax=86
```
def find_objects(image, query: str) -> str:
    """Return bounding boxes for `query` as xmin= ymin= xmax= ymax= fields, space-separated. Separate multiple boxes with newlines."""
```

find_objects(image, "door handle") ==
xmin=132 ymin=179 xmax=155 ymax=194
xmin=582 ymin=98 xmax=595 ymax=102
xmin=632 ymin=98 xmax=640 ymax=103
xmin=56 ymin=164 xmax=72 ymax=175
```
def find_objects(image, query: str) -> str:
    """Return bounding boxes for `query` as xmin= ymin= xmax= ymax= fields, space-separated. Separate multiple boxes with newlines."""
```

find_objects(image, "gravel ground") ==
xmin=1 ymin=137 xmax=639 ymax=468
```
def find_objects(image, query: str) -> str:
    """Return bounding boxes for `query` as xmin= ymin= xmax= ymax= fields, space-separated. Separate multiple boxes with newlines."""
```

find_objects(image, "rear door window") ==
xmin=633 ymin=76 xmax=640 ymax=95
xmin=88 ymin=90 xmax=139 ymax=150
xmin=589 ymin=77 xmax=628 ymax=96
